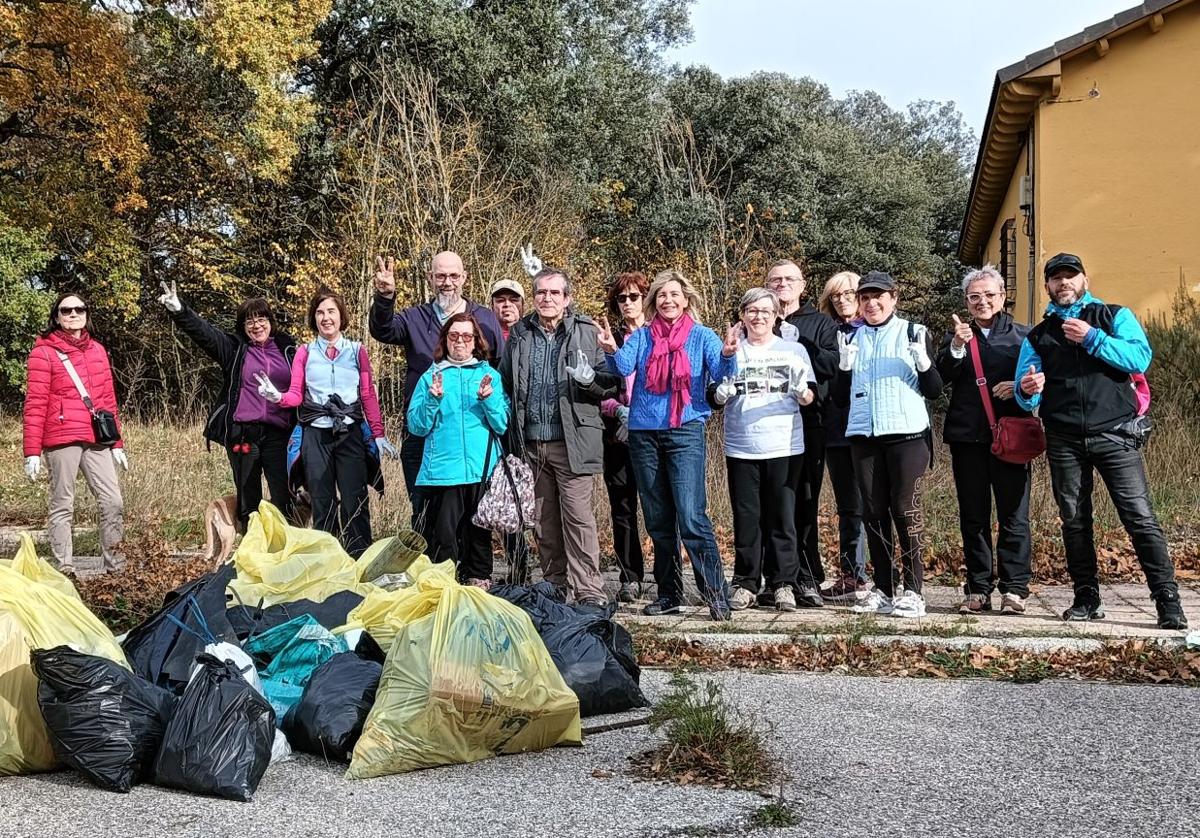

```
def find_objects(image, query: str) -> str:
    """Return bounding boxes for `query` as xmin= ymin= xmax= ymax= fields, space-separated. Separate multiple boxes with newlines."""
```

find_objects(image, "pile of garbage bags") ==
xmin=0 ymin=501 xmax=645 ymax=800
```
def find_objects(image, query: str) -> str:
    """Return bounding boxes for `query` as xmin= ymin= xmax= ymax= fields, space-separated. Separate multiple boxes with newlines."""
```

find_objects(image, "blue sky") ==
xmin=668 ymin=0 xmax=1127 ymax=137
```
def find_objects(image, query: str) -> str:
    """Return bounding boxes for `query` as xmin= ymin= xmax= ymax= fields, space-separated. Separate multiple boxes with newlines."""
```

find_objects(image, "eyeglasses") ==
xmin=767 ymin=276 xmax=803 ymax=285
xmin=616 ymin=293 xmax=642 ymax=304
xmin=742 ymin=308 xmax=775 ymax=318
xmin=244 ymin=317 xmax=270 ymax=328
xmin=534 ymin=288 xmax=565 ymax=298
xmin=58 ymin=306 xmax=88 ymax=315
xmin=830 ymin=291 xmax=857 ymax=301
xmin=966 ymin=292 xmax=1003 ymax=304
xmin=433 ymin=273 xmax=464 ymax=282
xmin=447 ymin=332 xmax=475 ymax=344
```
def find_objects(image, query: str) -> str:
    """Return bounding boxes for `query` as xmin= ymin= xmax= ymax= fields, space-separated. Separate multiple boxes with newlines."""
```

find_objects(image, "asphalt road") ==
xmin=2 ymin=671 xmax=1197 ymax=838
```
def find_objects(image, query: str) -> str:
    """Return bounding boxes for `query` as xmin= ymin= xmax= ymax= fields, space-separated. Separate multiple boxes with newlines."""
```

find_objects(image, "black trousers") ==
xmin=728 ymin=455 xmax=804 ymax=592
xmin=851 ymin=435 xmax=929 ymax=597
xmin=825 ymin=444 xmax=866 ymax=582
xmin=949 ymin=442 xmax=1032 ymax=597
xmin=1046 ymin=431 xmax=1177 ymax=597
xmin=421 ymin=482 xmax=493 ymax=582
xmin=226 ymin=423 xmax=292 ymax=530
xmin=400 ymin=429 xmax=429 ymax=529
xmin=301 ymin=425 xmax=371 ymax=557
xmin=795 ymin=423 xmax=826 ymax=587
xmin=603 ymin=439 xmax=645 ymax=585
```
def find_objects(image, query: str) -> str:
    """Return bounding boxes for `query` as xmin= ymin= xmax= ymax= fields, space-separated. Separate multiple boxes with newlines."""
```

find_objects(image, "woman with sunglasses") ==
xmin=23 ymin=293 xmax=126 ymax=574
xmin=600 ymin=272 xmax=649 ymax=602
xmin=407 ymin=313 xmax=508 ymax=587
xmin=158 ymin=281 xmax=296 ymax=530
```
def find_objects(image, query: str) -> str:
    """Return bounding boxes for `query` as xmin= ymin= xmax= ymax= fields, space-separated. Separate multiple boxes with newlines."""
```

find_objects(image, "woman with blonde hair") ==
xmin=818 ymin=271 xmax=871 ymax=603
xmin=598 ymin=269 xmax=740 ymax=620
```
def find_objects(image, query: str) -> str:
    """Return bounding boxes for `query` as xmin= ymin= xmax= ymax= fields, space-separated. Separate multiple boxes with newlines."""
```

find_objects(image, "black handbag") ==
xmin=54 ymin=350 xmax=122 ymax=446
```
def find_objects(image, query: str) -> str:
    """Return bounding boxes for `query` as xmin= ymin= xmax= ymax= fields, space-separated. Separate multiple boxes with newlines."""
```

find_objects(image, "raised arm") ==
xmin=278 ymin=345 xmax=309 ymax=409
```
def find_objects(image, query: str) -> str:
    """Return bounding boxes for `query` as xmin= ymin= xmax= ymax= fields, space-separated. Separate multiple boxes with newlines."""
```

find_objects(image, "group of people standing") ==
xmin=19 ymin=249 xmax=1188 ymax=630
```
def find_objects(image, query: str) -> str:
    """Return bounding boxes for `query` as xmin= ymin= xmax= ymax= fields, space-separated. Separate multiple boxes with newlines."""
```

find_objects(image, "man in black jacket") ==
xmin=935 ymin=266 xmax=1032 ymax=616
xmin=1016 ymin=252 xmax=1187 ymax=630
xmin=766 ymin=259 xmax=840 ymax=607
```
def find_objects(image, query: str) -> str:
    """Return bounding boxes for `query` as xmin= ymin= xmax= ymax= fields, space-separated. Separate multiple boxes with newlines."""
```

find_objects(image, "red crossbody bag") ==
xmin=967 ymin=337 xmax=1045 ymax=465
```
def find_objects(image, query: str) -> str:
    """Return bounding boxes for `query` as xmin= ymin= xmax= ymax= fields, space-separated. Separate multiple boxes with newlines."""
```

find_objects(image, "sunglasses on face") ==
xmin=447 ymin=333 xmax=475 ymax=344
xmin=616 ymin=293 xmax=642 ymax=303
xmin=59 ymin=306 xmax=88 ymax=315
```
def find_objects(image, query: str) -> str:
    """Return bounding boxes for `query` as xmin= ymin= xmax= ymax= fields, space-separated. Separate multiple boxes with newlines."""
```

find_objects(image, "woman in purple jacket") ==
xmin=158 ymin=281 xmax=296 ymax=529
xmin=599 ymin=269 xmax=739 ymax=620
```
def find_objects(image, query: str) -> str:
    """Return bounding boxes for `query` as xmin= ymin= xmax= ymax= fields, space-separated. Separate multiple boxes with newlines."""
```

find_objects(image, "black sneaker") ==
xmin=643 ymin=597 xmax=682 ymax=616
xmin=617 ymin=582 xmax=641 ymax=604
xmin=1062 ymin=589 xmax=1105 ymax=622
xmin=1154 ymin=590 xmax=1189 ymax=630
xmin=796 ymin=585 xmax=824 ymax=609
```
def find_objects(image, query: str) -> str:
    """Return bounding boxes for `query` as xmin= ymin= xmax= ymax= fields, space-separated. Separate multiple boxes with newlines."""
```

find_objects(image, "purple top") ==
xmin=234 ymin=341 xmax=292 ymax=428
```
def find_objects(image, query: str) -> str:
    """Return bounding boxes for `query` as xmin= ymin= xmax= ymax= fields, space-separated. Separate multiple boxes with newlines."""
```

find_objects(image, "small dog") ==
xmin=203 ymin=494 xmax=238 ymax=566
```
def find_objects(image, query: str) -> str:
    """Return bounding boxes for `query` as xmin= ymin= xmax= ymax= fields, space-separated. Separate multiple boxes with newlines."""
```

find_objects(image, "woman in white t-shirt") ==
xmin=711 ymin=288 xmax=816 ymax=612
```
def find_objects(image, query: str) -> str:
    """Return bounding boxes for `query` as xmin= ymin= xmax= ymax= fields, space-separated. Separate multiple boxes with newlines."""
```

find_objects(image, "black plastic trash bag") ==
xmin=31 ymin=646 xmax=177 ymax=793
xmin=282 ymin=651 xmax=382 ymax=761
xmin=491 ymin=582 xmax=648 ymax=717
xmin=153 ymin=653 xmax=276 ymax=802
xmin=122 ymin=565 xmax=236 ymax=694
xmin=226 ymin=590 xmax=365 ymax=641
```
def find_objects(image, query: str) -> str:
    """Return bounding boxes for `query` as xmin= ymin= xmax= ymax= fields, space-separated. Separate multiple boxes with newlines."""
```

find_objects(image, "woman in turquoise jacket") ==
xmin=407 ymin=313 xmax=509 ymax=587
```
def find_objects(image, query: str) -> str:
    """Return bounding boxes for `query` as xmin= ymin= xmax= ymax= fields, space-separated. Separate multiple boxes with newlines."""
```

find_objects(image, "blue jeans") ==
xmin=627 ymin=422 xmax=729 ymax=608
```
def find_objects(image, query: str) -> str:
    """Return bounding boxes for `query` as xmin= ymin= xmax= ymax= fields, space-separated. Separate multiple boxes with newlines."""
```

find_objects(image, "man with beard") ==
xmin=764 ymin=259 xmax=839 ymax=607
xmin=1015 ymin=253 xmax=1187 ymax=630
xmin=370 ymin=251 xmax=504 ymax=526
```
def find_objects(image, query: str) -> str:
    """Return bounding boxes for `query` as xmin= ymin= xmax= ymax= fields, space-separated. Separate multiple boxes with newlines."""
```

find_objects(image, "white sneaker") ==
xmin=891 ymin=590 xmax=927 ymax=619
xmin=849 ymin=589 xmax=893 ymax=615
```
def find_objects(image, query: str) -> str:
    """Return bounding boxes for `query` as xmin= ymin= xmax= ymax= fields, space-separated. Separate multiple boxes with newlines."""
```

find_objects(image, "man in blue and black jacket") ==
xmin=1015 ymin=252 xmax=1187 ymax=630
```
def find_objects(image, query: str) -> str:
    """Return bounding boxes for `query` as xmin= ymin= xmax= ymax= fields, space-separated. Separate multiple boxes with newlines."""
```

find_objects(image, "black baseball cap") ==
xmin=857 ymin=271 xmax=897 ymax=293
xmin=1044 ymin=253 xmax=1085 ymax=278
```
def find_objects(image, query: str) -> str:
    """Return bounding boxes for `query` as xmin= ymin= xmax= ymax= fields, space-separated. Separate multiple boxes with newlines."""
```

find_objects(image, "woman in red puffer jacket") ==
xmin=22 ymin=293 xmax=126 ymax=574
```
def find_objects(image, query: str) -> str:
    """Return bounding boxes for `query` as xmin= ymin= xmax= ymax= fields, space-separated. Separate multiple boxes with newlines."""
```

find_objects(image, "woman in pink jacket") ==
xmin=22 ymin=293 xmax=126 ymax=573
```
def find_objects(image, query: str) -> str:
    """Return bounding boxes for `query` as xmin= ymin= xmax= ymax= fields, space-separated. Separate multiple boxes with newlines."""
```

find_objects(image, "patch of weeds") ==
xmin=629 ymin=672 xmax=781 ymax=791
xmin=751 ymin=799 xmax=799 ymax=829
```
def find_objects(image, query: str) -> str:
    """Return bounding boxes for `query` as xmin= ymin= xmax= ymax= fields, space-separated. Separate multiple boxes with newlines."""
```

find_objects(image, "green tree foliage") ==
xmin=0 ymin=217 xmax=52 ymax=391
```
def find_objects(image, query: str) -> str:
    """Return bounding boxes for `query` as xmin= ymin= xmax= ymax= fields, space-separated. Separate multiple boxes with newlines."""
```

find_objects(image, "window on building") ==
xmin=999 ymin=219 xmax=1017 ymax=306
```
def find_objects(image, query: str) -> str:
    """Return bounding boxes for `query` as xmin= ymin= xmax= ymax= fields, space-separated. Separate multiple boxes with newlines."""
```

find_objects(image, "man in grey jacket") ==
xmin=499 ymin=267 xmax=621 ymax=608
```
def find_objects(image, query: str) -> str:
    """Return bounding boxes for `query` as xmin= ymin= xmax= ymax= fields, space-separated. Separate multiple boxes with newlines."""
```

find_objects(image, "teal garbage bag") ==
xmin=243 ymin=615 xmax=347 ymax=718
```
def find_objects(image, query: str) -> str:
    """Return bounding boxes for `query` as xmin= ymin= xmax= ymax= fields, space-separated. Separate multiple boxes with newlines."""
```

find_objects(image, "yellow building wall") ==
xmin=981 ymin=142 xmax=1036 ymax=323
xmin=1034 ymin=1 xmax=1200 ymax=321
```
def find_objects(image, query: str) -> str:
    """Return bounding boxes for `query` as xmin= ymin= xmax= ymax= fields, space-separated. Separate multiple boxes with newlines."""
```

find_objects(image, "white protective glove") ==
xmin=790 ymin=363 xmax=811 ymax=404
xmin=111 ymin=449 xmax=129 ymax=471
xmin=24 ymin=455 xmax=41 ymax=481
xmin=255 ymin=372 xmax=282 ymax=404
xmin=909 ymin=324 xmax=932 ymax=372
xmin=615 ymin=405 xmax=630 ymax=443
xmin=565 ymin=349 xmax=595 ymax=386
xmin=158 ymin=280 xmax=182 ymax=313
xmin=713 ymin=377 xmax=738 ymax=406
xmin=779 ymin=321 xmax=799 ymax=342
xmin=837 ymin=331 xmax=859 ymax=371
xmin=519 ymin=242 xmax=543 ymax=278
xmin=375 ymin=437 xmax=399 ymax=460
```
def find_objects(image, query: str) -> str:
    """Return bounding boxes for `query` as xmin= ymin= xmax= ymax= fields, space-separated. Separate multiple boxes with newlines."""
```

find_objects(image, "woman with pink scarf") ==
xmin=599 ymin=269 xmax=739 ymax=620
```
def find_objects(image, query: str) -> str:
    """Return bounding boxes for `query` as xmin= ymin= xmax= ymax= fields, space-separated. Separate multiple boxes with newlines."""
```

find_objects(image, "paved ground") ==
xmin=614 ymin=579 xmax=1200 ymax=641
xmin=3 ymin=669 xmax=1197 ymax=838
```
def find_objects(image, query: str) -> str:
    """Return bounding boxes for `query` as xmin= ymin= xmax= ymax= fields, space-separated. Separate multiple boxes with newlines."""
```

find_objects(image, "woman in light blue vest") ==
xmin=836 ymin=271 xmax=943 ymax=618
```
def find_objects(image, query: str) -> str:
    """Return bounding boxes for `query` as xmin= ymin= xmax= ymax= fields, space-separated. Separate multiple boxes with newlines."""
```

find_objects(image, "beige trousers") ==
xmin=44 ymin=444 xmax=124 ymax=568
xmin=529 ymin=440 xmax=605 ymax=602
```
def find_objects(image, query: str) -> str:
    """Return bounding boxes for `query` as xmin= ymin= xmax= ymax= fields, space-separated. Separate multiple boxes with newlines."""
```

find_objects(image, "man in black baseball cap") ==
xmin=1013 ymin=252 xmax=1188 ymax=630
xmin=855 ymin=270 xmax=898 ymax=293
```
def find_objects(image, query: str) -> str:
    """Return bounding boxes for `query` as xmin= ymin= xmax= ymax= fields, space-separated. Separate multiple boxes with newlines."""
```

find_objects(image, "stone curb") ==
xmin=673 ymin=631 xmax=1187 ymax=655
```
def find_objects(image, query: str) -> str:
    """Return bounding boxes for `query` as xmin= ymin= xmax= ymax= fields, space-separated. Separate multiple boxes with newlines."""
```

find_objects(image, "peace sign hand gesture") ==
xmin=477 ymin=373 xmax=494 ymax=400
xmin=721 ymin=324 xmax=740 ymax=358
xmin=597 ymin=316 xmax=618 ymax=354
xmin=375 ymin=254 xmax=396 ymax=298
xmin=429 ymin=369 xmax=444 ymax=399
xmin=158 ymin=281 xmax=182 ymax=312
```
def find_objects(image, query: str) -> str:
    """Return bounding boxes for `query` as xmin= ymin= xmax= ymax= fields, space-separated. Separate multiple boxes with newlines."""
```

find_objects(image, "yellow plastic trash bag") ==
xmin=0 ymin=611 xmax=57 ymax=775
xmin=228 ymin=501 xmax=372 ymax=607
xmin=346 ymin=562 xmax=581 ymax=779
xmin=1 ymin=533 xmax=79 ymax=600
xmin=0 ymin=565 xmax=126 ymax=666
xmin=340 ymin=555 xmax=440 ymax=648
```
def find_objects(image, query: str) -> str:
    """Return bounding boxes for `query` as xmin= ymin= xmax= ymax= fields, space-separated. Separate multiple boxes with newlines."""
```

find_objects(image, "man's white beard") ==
xmin=436 ymin=291 xmax=462 ymax=311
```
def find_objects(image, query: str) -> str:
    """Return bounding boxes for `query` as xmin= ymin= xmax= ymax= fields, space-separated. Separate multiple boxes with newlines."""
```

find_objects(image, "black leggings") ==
xmin=226 ymin=423 xmax=292 ymax=530
xmin=850 ymin=436 xmax=929 ymax=597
